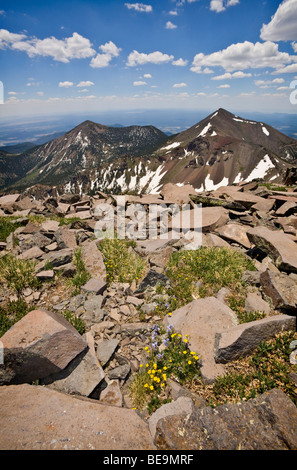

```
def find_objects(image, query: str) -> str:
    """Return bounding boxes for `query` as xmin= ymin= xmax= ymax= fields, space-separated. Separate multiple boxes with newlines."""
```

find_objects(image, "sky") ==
xmin=0 ymin=0 xmax=297 ymax=120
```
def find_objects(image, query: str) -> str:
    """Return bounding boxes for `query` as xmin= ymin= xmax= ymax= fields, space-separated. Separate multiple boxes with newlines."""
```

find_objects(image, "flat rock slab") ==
xmin=215 ymin=314 xmax=296 ymax=363
xmin=0 ymin=384 xmax=155 ymax=450
xmin=154 ymin=389 xmax=297 ymax=450
xmin=160 ymin=183 xmax=196 ymax=204
xmin=81 ymin=278 xmax=107 ymax=295
xmin=217 ymin=223 xmax=251 ymax=248
xmin=148 ymin=396 xmax=194 ymax=439
xmin=0 ymin=194 xmax=20 ymax=206
xmin=247 ymin=225 xmax=297 ymax=273
xmin=0 ymin=309 xmax=88 ymax=385
xmin=41 ymin=348 xmax=105 ymax=397
xmin=164 ymin=297 xmax=238 ymax=384
xmin=81 ymin=240 xmax=106 ymax=281
xmin=42 ymin=248 xmax=73 ymax=267
xmin=201 ymin=206 xmax=230 ymax=233
xmin=260 ymin=270 xmax=297 ymax=310
xmin=17 ymin=246 xmax=44 ymax=260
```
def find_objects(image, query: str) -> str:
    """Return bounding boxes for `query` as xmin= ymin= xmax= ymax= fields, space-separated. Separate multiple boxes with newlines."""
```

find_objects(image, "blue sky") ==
xmin=0 ymin=0 xmax=297 ymax=118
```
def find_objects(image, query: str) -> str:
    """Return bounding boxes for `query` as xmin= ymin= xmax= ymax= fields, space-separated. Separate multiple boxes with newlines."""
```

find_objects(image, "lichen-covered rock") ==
xmin=154 ymin=389 xmax=297 ymax=450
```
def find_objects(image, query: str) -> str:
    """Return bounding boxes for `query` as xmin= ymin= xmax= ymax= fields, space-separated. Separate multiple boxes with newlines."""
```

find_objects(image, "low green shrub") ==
xmin=98 ymin=238 xmax=147 ymax=285
xmin=0 ymin=254 xmax=40 ymax=296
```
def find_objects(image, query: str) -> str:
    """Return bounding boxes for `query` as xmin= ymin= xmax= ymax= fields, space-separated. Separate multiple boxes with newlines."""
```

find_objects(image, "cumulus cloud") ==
xmin=90 ymin=41 xmax=121 ymax=68
xmin=77 ymin=81 xmax=95 ymax=87
xmin=172 ymin=58 xmax=188 ymax=66
xmin=0 ymin=29 xmax=96 ymax=63
xmin=191 ymin=41 xmax=293 ymax=73
xmin=211 ymin=71 xmax=252 ymax=80
xmin=260 ymin=0 xmax=297 ymax=42
xmin=173 ymin=82 xmax=187 ymax=87
xmin=254 ymin=78 xmax=285 ymax=88
xmin=126 ymin=50 xmax=174 ymax=66
xmin=133 ymin=80 xmax=147 ymax=86
xmin=125 ymin=3 xmax=152 ymax=12
xmin=59 ymin=81 xmax=74 ymax=88
xmin=166 ymin=21 xmax=177 ymax=29
xmin=217 ymin=84 xmax=230 ymax=88
xmin=210 ymin=0 xmax=239 ymax=13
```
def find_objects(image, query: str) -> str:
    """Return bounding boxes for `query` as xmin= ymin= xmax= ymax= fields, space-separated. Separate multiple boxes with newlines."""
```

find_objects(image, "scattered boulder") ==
xmin=96 ymin=338 xmax=119 ymax=366
xmin=260 ymin=270 xmax=297 ymax=311
xmin=148 ymin=396 xmax=194 ymax=438
xmin=0 ymin=309 xmax=88 ymax=385
xmin=247 ymin=226 xmax=297 ymax=273
xmin=244 ymin=291 xmax=271 ymax=315
xmin=217 ymin=223 xmax=251 ymax=248
xmin=81 ymin=240 xmax=106 ymax=281
xmin=154 ymin=389 xmax=297 ymax=450
xmin=164 ymin=297 xmax=238 ymax=383
xmin=215 ymin=314 xmax=296 ymax=363
xmin=81 ymin=278 xmax=107 ymax=295
xmin=40 ymin=348 xmax=105 ymax=397
xmin=0 ymin=384 xmax=156 ymax=450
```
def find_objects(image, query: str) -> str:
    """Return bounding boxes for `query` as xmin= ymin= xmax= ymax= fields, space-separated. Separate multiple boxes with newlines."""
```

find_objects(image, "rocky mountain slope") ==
xmin=0 ymin=181 xmax=296 ymax=449
xmin=1 ymin=109 xmax=297 ymax=197
xmin=0 ymin=121 xmax=168 ymax=192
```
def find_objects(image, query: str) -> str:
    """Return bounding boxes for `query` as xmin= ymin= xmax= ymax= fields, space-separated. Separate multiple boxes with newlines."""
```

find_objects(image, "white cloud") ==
xmin=90 ymin=54 xmax=112 ymax=68
xmin=126 ymin=50 xmax=174 ymax=66
xmin=173 ymin=82 xmax=187 ymax=87
xmin=191 ymin=41 xmax=293 ymax=73
xmin=260 ymin=0 xmax=297 ymax=42
xmin=99 ymin=41 xmax=121 ymax=57
xmin=217 ymin=84 xmax=230 ymax=88
xmin=292 ymin=42 xmax=297 ymax=53
xmin=271 ymin=63 xmax=297 ymax=74
xmin=210 ymin=0 xmax=239 ymax=13
xmin=166 ymin=21 xmax=177 ymax=29
xmin=143 ymin=73 xmax=152 ymax=78
xmin=77 ymin=81 xmax=95 ymax=87
xmin=59 ymin=81 xmax=74 ymax=88
xmin=36 ymin=91 xmax=44 ymax=96
xmin=172 ymin=58 xmax=188 ymax=66
xmin=169 ymin=10 xmax=178 ymax=15
xmin=133 ymin=80 xmax=147 ymax=86
xmin=211 ymin=71 xmax=252 ymax=80
xmin=254 ymin=78 xmax=285 ymax=87
xmin=90 ymin=41 xmax=121 ymax=68
xmin=125 ymin=3 xmax=152 ymax=12
xmin=0 ymin=29 xmax=96 ymax=63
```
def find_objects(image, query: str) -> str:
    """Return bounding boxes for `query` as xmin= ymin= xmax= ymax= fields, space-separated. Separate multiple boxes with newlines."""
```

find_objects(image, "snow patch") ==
xmin=233 ymin=117 xmax=256 ymax=125
xmin=204 ymin=174 xmax=229 ymax=191
xmin=161 ymin=142 xmax=181 ymax=151
xmin=245 ymin=155 xmax=275 ymax=182
xmin=262 ymin=126 xmax=270 ymax=136
xmin=198 ymin=122 xmax=212 ymax=138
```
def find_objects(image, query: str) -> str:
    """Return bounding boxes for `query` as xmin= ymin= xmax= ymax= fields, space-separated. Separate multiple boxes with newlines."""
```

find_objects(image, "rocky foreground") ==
xmin=0 ymin=181 xmax=297 ymax=450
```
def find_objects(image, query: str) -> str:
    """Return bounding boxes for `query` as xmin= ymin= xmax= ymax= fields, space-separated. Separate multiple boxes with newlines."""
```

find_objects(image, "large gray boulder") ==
xmin=81 ymin=240 xmax=106 ymax=281
xmin=154 ymin=389 xmax=297 ymax=450
xmin=164 ymin=297 xmax=238 ymax=384
xmin=260 ymin=270 xmax=297 ymax=311
xmin=0 ymin=309 xmax=88 ymax=385
xmin=215 ymin=314 xmax=296 ymax=363
xmin=0 ymin=384 xmax=155 ymax=450
xmin=247 ymin=226 xmax=297 ymax=273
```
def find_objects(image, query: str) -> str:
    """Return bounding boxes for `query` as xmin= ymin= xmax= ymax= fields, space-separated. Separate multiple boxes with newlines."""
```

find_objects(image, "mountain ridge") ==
xmin=1 ymin=108 xmax=296 ymax=196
